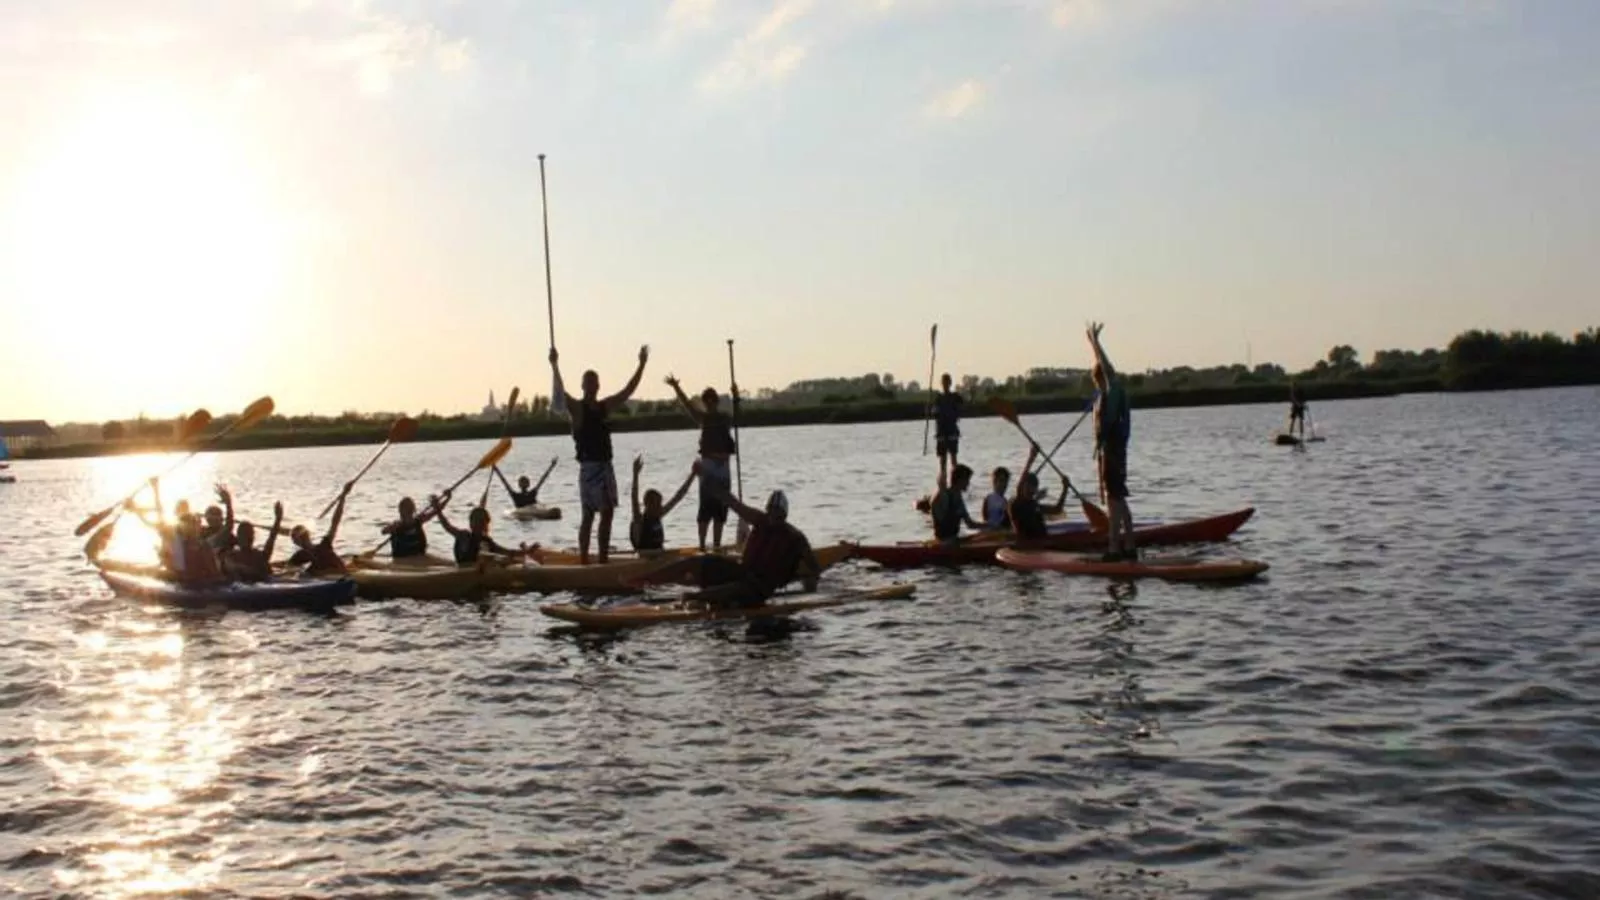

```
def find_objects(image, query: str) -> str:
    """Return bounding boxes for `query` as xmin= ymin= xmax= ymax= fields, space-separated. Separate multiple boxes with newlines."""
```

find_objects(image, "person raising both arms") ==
xmin=495 ymin=463 xmax=555 ymax=511
xmin=629 ymin=455 xmax=697 ymax=553
xmin=932 ymin=373 xmax=963 ymax=469
xmin=550 ymin=344 xmax=649 ymax=565
xmin=222 ymin=502 xmax=284 ymax=583
xmin=1087 ymin=321 xmax=1136 ymax=561
xmin=288 ymin=481 xmax=354 ymax=576
xmin=664 ymin=374 xmax=738 ymax=551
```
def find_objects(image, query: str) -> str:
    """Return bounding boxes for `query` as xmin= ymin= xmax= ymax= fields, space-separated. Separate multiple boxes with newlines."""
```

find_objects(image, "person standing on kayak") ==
xmin=550 ymin=345 xmax=650 ymax=565
xmin=932 ymin=373 xmax=963 ymax=468
xmin=930 ymin=460 xmax=983 ymax=546
xmin=1287 ymin=381 xmax=1308 ymax=439
xmin=288 ymin=481 xmax=355 ymax=576
xmin=1087 ymin=322 xmax=1136 ymax=560
xmin=382 ymin=494 xmax=445 ymax=560
xmin=636 ymin=482 xmax=821 ymax=608
xmin=629 ymin=455 xmax=697 ymax=553
xmin=664 ymin=374 xmax=738 ymax=551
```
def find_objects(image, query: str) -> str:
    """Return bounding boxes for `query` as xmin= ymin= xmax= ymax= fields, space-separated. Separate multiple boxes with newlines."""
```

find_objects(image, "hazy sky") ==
xmin=1 ymin=0 xmax=1596 ymax=422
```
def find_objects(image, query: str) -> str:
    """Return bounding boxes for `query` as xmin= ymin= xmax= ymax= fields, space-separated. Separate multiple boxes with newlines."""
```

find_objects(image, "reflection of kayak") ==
xmin=508 ymin=504 xmax=562 ymax=521
xmin=996 ymin=548 xmax=1268 ymax=582
xmin=98 ymin=566 xmax=357 ymax=610
xmin=346 ymin=554 xmax=686 ymax=600
xmin=855 ymin=508 xmax=1255 ymax=568
xmin=539 ymin=583 xmax=916 ymax=630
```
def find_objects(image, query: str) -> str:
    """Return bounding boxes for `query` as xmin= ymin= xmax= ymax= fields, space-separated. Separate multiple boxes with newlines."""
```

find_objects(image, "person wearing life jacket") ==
xmin=550 ymin=344 xmax=650 ymax=565
xmin=641 ymin=481 xmax=821 ymax=608
xmin=930 ymin=459 xmax=982 ymax=546
xmin=1087 ymin=321 xmax=1136 ymax=561
xmin=382 ymin=493 xmax=445 ymax=560
xmin=981 ymin=466 xmax=1012 ymax=530
xmin=223 ymin=502 xmax=284 ymax=582
xmin=664 ymin=374 xmax=738 ymax=551
xmin=288 ymin=481 xmax=354 ymax=576
xmin=629 ymin=455 xmax=696 ymax=553
xmin=434 ymin=504 xmax=533 ymax=566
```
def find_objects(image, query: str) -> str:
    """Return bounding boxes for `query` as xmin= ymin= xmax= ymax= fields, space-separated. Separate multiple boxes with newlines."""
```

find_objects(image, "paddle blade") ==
xmin=235 ymin=396 xmax=276 ymax=431
xmin=178 ymin=409 xmax=213 ymax=441
xmin=477 ymin=437 xmax=513 ymax=470
xmin=506 ymin=387 xmax=521 ymax=414
xmin=388 ymin=416 xmax=420 ymax=442
xmin=1082 ymin=500 xmax=1110 ymax=532
xmin=74 ymin=505 xmax=116 ymax=538
xmin=930 ymin=323 xmax=938 ymax=347
xmin=986 ymin=396 xmax=1020 ymax=425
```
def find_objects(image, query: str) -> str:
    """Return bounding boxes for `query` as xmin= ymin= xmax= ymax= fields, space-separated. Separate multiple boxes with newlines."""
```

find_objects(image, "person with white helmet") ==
xmin=637 ymin=479 xmax=820 ymax=608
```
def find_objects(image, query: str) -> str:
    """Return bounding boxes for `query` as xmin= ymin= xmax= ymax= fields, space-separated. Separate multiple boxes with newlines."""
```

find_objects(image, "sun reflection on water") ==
xmin=36 ymin=607 xmax=248 ymax=898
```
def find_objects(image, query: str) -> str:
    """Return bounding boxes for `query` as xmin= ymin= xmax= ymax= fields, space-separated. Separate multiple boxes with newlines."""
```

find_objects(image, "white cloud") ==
xmin=1050 ymin=0 xmax=1107 ymax=30
xmin=665 ymin=0 xmax=720 ymax=32
xmin=698 ymin=0 xmax=815 ymax=93
xmin=925 ymin=79 xmax=983 ymax=119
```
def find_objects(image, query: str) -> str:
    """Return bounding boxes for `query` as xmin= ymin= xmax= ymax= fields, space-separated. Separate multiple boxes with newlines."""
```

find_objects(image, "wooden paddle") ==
xmin=987 ymin=397 xmax=1109 ymax=531
xmin=1029 ymin=395 xmax=1095 ymax=478
xmin=315 ymin=416 xmax=419 ymax=520
xmin=74 ymin=398 xmax=274 ymax=537
xmin=361 ymin=437 xmax=513 ymax=557
xmin=921 ymin=324 xmax=938 ymax=455
xmin=479 ymin=387 xmax=520 ymax=508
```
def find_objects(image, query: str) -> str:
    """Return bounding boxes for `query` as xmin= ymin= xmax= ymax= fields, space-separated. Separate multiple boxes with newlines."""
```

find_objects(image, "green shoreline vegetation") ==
xmin=22 ymin=327 xmax=1600 ymax=460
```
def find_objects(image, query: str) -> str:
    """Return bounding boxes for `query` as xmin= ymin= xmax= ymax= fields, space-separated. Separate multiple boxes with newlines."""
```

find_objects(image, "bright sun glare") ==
xmin=10 ymin=86 xmax=284 ymax=415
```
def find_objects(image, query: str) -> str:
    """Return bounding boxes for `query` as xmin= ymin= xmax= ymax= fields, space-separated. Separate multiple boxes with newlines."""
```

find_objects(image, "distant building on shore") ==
xmin=0 ymin=420 xmax=57 ymax=455
xmin=477 ymin=392 xmax=500 ymax=422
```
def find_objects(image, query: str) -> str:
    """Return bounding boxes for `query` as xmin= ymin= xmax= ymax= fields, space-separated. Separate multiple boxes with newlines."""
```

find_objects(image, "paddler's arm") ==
xmin=630 ymin=455 xmax=644 ymax=520
xmin=794 ymin=535 xmax=821 ymax=591
xmin=493 ymin=466 xmax=515 ymax=495
xmin=604 ymin=344 xmax=650 ymax=409
xmin=710 ymin=478 xmax=767 ymax=527
xmin=1046 ymin=478 xmax=1070 ymax=514
xmin=664 ymin=374 xmax=704 ymax=425
xmin=217 ymin=484 xmax=235 ymax=537
xmin=262 ymin=502 xmax=284 ymax=562
xmin=1086 ymin=321 xmax=1115 ymax=379
xmin=418 ymin=490 xmax=450 ymax=524
xmin=660 ymin=463 xmax=698 ymax=517
xmin=433 ymin=507 xmax=464 ymax=538
xmin=326 ymin=481 xmax=353 ymax=545
xmin=548 ymin=348 xmax=579 ymax=414
xmin=533 ymin=457 xmax=558 ymax=494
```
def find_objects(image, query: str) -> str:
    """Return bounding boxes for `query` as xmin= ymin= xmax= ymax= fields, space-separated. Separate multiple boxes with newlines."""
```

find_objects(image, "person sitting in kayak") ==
xmin=1287 ymin=382 xmax=1308 ymax=439
xmin=550 ymin=344 xmax=650 ymax=565
xmin=222 ymin=502 xmax=284 ymax=582
xmin=933 ymin=373 xmax=963 ymax=468
xmin=641 ymin=483 xmax=821 ymax=608
xmin=1087 ymin=321 xmax=1136 ymax=561
xmin=128 ymin=478 xmax=224 ymax=584
xmin=982 ymin=466 xmax=1012 ymax=530
xmin=494 ymin=462 xmax=555 ymax=510
xmin=201 ymin=488 xmax=235 ymax=555
xmin=629 ymin=455 xmax=696 ymax=553
xmin=1006 ymin=447 xmax=1071 ymax=539
xmin=664 ymin=374 xmax=738 ymax=551
xmin=930 ymin=460 xmax=982 ymax=546
xmin=381 ymin=494 xmax=444 ymax=560
xmin=288 ymin=481 xmax=354 ymax=576
xmin=435 ymin=504 xmax=534 ymax=566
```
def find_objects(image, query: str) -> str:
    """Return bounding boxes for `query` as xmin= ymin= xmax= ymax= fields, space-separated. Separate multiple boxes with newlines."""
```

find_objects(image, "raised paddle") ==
xmin=74 ymin=397 xmax=274 ymax=537
xmin=1029 ymin=394 xmax=1095 ymax=478
xmin=987 ymin=396 xmax=1109 ymax=531
xmin=539 ymin=154 xmax=564 ymax=417
xmin=362 ymin=437 xmax=513 ymax=557
xmin=316 ymin=416 xmax=419 ymax=520
xmin=921 ymin=324 xmax=938 ymax=455
xmin=479 ymin=387 xmax=520 ymax=508
xmin=728 ymin=339 xmax=750 ymax=548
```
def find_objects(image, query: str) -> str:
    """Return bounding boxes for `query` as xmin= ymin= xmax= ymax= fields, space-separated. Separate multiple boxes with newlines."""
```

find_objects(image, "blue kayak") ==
xmin=99 ymin=568 xmax=356 ymax=611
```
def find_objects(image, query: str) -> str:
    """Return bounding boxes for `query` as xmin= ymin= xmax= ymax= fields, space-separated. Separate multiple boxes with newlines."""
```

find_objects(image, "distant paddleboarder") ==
xmin=550 ymin=345 xmax=649 ymax=564
xmin=1087 ymin=322 xmax=1136 ymax=561
xmin=932 ymin=373 xmax=963 ymax=468
xmin=1287 ymin=381 xmax=1308 ymax=440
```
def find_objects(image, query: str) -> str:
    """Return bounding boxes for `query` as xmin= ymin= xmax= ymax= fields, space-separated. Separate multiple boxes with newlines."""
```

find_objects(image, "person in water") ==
xmin=494 ymin=462 xmax=555 ymax=510
xmin=1287 ymin=382 xmax=1308 ymax=439
xmin=1007 ymin=448 xmax=1071 ymax=540
xmin=1087 ymin=321 xmax=1136 ymax=561
xmin=981 ymin=466 xmax=1012 ymax=530
xmin=629 ymin=455 xmax=697 ymax=553
xmin=222 ymin=502 xmax=284 ymax=582
xmin=434 ymin=504 xmax=534 ymax=566
xmin=639 ymin=482 xmax=821 ymax=608
xmin=550 ymin=344 xmax=650 ymax=565
xmin=664 ymin=374 xmax=738 ymax=551
xmin=381 ymin=494 xmax=445 ymax=560
xmin=932 ymin=373 xmax=963 ymax=468
xmin=930 ymin=460 xmax=983 ymax=546
xmin=288 ymin=481 xmax=354 ymax=576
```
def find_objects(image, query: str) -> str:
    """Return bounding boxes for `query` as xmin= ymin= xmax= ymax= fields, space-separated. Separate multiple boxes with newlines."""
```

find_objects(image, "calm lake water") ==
xmin=2 ymin=387 xmax=1597 ymax=899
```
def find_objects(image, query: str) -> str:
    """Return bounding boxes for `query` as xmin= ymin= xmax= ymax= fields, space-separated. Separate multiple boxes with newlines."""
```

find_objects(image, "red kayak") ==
xmin=853 ymin=507 xmax=1255 ymax=568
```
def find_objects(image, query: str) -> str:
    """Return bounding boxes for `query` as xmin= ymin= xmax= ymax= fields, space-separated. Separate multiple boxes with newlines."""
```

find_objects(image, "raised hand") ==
xmin=633 ymin=454 xmax=645 ymax=474
xmin=638 ymin=345 xmax=650 ymax=365
xmin=273 ymin=501 xmax=285 ymax=520
xmin=664 ymin=373 xmax=680 ymax=389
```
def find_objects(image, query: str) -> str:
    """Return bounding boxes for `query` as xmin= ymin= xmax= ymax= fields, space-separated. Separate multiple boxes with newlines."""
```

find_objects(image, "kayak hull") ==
xmin=996 ymin=548 xmax=1268 ymax=582
xmin=540 ymin=583 xmax=916 ymax=630
xmin=99 ymin=567 xmax=356 ymax=610
xmin=854 ymin=507 xmax=1256 ymax=568
xmin=508 ymin=504 xmax=562 ymax=521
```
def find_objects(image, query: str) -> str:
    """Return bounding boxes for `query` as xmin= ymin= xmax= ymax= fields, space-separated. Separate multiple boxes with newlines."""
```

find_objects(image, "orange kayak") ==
xmin=995 ymin=548 xmax=1268 ymax=582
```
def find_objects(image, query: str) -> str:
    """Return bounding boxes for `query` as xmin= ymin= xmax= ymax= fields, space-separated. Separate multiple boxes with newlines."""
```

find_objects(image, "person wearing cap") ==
xmin=637 ymin=481 xmax=820 ymax=607
xmin=287 ymin=481 xmax=355 ymax=576
xmin=664 ymin=373 xmax=738 ymax=552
